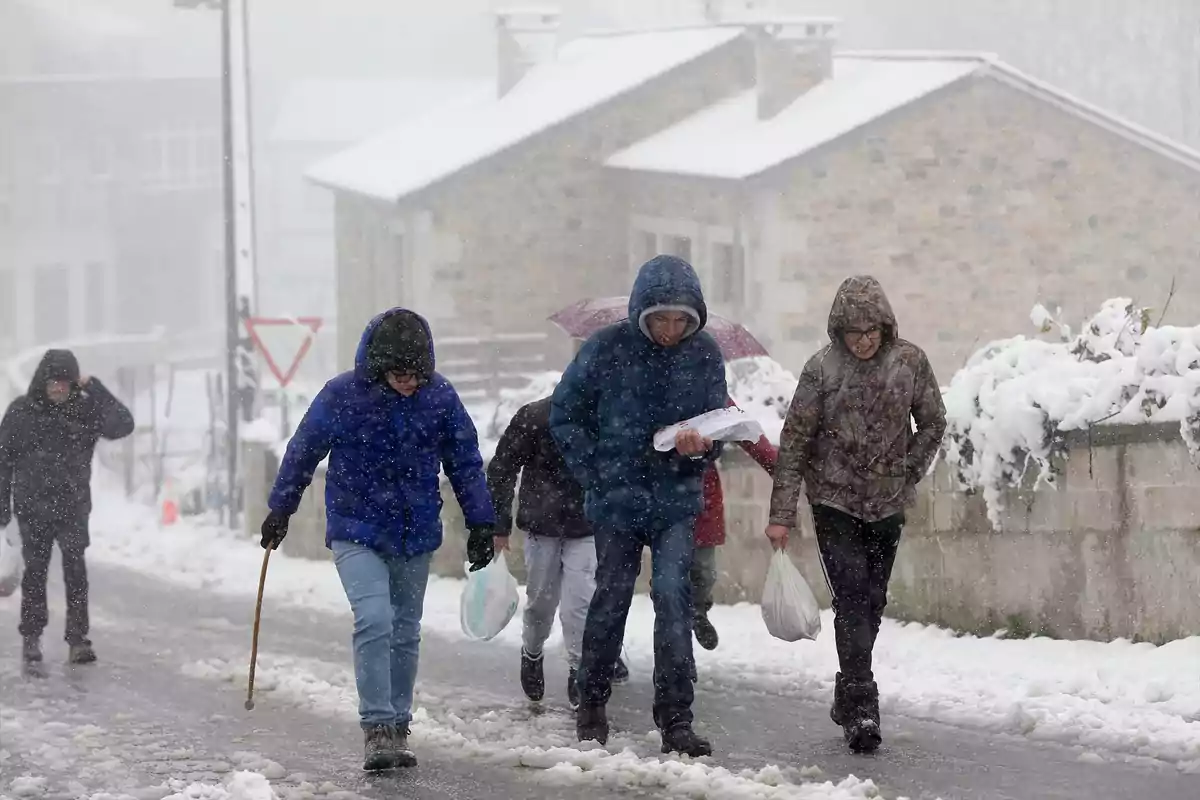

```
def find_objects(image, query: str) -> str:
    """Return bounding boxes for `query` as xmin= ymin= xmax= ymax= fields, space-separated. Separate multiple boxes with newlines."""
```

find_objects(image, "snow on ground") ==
xmin=942 ymin=298 xmax=1200 ymax=523
xmin=85 ymin=491 xmax=1200 ymax=772
xmin=0 ymin=698 xmax=297 ymax=800
xmin=185 ymin=653 xmax=879 ymax=800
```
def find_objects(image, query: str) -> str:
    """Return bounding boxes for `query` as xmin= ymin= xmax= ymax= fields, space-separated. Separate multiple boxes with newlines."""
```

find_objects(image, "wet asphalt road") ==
xmin=1 ymin=561 xmax=1195 ymax=800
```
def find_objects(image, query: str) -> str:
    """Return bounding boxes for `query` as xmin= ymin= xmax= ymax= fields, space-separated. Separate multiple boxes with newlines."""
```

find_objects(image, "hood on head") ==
xmin=29 ymin=349 xmax=80 ymax=399
xmin=826 ymin=275 xmax=897 ymax=346
xmin=628 ymin=255 xmax=708 ymax=343
xmin=354 ymin=308 xmax=435 ymax=383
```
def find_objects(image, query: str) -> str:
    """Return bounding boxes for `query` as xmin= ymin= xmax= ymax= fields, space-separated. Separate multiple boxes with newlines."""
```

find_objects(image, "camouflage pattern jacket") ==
xmin=769 ymin=276 xmax=947 ymax=525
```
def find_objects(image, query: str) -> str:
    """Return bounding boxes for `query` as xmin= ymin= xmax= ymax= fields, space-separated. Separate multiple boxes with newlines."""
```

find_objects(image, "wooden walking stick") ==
xmin=245 ymin=547 xmax=272 ymax=711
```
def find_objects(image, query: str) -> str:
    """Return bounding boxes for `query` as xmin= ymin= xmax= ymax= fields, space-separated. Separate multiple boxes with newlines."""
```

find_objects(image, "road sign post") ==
xmin=244 ymin=317 xmax=323 ymax=442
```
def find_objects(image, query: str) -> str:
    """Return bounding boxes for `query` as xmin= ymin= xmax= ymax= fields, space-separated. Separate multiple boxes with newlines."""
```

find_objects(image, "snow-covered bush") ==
xmin=942 ymin=298 xmax=1200 ymax=525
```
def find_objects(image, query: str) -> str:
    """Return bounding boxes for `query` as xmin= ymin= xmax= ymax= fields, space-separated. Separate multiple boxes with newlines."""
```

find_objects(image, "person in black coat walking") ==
xmin=0 ymin=350 xmax=135 ymax=670
xmin=487 ymin=396 xmax=626 ymax=709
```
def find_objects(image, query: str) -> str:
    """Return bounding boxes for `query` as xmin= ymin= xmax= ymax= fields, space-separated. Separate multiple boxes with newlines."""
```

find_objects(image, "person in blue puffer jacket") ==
xmin=260 ymin=307 xmax=496 ymax=772
xmin=550 ymin=254 xmax=727 ymax=756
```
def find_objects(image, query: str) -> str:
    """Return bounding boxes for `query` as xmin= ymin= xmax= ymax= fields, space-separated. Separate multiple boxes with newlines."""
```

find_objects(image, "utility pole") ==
xmin=175 ymin=0 xmax=255 ymax=528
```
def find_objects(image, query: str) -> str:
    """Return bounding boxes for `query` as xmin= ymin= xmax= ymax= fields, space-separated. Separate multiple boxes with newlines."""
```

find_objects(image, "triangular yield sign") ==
xmin=245 ymin=316 xmax=323 ymax=388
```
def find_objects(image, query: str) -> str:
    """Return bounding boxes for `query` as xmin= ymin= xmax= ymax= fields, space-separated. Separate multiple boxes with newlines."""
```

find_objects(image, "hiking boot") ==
xmin=68 ymin=642 xmax=97 ymax=665
xmin=520 ymin=649 xmax=545 ymax=701
xmin=612 ymin=656 xmax=629 ymax=685
xmin=362 ymin=724 xmax=398 ymax=771
xmin=842 ymin=680 xmax=882 ymax=754
xmin=567 ymin=668 xmax=580 ymax=710
xmin=830 ymin=672 xmax=848 ymax=726
xmin=576 ymin=703 xmax=608 ymax=745
xmin=660 ymin=723 xmax=712 ymax=757
xmin=22 ymin=637 xmax=46 ymax=678
xmin=22 ymin=636 xmax=42 ymax=664
xmin=390 ymin=725 xmax=417 ymax=768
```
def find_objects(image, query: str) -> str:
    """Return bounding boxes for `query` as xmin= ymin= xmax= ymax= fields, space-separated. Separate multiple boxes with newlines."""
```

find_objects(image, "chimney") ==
xmin=717 ymin=1 xmax=837 ymax=119
xmin=496 ymin=8 xmax=561 ymax=97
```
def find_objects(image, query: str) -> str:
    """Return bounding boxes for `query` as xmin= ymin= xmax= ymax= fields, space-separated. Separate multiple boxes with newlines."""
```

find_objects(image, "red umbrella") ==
xmin=548 ymin=297 xmax=770 ymax=360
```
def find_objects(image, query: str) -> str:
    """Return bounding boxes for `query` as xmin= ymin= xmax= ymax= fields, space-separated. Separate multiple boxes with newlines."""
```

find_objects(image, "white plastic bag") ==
xmin=0 ymin=523 xmax=22 ymax=598
xmin=653 ymin=406 xmax=766 ymax=452
xmin=459 ymin=554 xmax=519 ymax=641
xmin=761 ymin=549 xmax=822 ymax=642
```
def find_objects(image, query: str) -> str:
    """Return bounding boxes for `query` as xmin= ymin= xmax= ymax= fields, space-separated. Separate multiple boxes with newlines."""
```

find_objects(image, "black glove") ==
xmin=260 ymin=511 xmax=290 ymax=550
xmin=466 ymin=525 xmax=495 ymax=572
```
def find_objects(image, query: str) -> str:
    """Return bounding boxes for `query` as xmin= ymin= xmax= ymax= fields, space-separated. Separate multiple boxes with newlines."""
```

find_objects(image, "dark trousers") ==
xmin=18 ymin=516 xmax=91 ymax=646
xmin=812 ymin=504 xmax=903 ymax=683
xmin=576 ymin=518 xmax=697 ymax=730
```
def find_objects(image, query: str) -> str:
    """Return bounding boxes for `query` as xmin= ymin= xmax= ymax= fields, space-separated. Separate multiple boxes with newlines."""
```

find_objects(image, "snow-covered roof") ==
xmin=306 ymin=26 xmax=744 ymax=202
xmin=608 ymin=51 xmax=1200 ymax=179
xmin=269 ymin=78 xmax=489 ymax=144
xmin=607 ymin=53 xmax=980 ymax=179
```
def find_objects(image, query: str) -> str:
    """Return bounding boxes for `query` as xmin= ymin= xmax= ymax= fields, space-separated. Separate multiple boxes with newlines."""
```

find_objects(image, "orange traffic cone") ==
xmin=161 ymin=479 xmax=180 ymax=526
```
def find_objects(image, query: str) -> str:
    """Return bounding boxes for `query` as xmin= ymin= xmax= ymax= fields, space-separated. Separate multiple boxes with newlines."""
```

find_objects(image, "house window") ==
xmin=634 ymin=229 xmax=657 ymax=263
xmin=88 ymin=137 xmax=115 ymax=181
xmin=664 ymin=235 xmax=692 ymax=262
xmin=84 ymin=264 xmax=108 ymax=334
xmin=781 ymin=252 xmax=806 ymax=281
xmin=34 ymin=264 xmax=71 ymax=343
xmin=711 ymin=242 xmax=744 ymax=305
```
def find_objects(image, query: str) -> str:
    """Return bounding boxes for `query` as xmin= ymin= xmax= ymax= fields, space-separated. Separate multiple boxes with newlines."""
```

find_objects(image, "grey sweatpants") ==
xmin=523 ymin=534 xmax=597 ymax=669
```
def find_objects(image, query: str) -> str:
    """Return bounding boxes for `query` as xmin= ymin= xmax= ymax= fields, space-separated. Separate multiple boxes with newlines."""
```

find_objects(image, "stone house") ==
xmin=312 ymin=7 xmax=1200 ymax=380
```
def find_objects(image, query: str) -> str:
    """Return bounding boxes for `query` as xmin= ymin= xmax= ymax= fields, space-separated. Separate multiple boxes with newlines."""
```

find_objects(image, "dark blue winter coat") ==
xmin=268 ymin=308 xmax=495 ymax=558
xmin=550 ymin=255 xmax=728 ymax=533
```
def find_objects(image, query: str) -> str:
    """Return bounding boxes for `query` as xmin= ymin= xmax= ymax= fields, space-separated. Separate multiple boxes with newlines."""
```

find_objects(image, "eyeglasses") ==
xmin=844 ymin=327 xmax=881 ymax=342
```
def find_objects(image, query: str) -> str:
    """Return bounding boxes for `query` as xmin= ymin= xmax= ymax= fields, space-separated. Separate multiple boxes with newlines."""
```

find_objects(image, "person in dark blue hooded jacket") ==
xmin=261 ymin=307 xmax=496 ymax=772
xmin=550 ymin=255 xmax=727 ymax=757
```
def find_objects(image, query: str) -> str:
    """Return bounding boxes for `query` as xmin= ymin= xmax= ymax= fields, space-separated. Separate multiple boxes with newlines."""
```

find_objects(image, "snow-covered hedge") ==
xmin=942 ymin=298 xmax=1200 ymax=524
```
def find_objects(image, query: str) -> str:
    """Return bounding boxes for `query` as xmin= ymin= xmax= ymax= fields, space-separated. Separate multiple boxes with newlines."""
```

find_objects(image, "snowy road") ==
xmin=3 ymin=558 xmax=1195 ymax=800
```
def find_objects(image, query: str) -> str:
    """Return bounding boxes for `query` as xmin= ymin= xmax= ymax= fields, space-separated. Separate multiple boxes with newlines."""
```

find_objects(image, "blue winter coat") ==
xmin=268 ymin=308 xmax=495 ymax=558
xmin=550 ymin=255 xmax=728 ymax=533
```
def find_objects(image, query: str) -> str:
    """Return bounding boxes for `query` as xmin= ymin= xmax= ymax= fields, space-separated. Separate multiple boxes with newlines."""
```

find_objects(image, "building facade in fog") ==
xmin=0 ymin=0 xmax=222 ymax=362
xmin=314 ymin=9 xmax=1200 ymax=380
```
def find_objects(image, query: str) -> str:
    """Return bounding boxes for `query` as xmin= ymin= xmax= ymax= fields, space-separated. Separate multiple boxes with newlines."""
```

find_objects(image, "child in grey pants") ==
xmin=487 ymin=396 xmax=626 ymax=707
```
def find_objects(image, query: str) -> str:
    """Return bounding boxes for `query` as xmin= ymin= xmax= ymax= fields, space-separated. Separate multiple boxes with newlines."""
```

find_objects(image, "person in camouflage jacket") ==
xmin=764 ymin=275 xmax=946 ymax=754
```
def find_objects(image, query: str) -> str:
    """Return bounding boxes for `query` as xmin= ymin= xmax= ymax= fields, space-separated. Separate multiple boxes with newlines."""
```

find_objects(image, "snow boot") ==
xmin=660 ymin=723 xmax=713 ymax=757
xmin=362 ymin=724 xmax=398 ymax=771
xmin=693 ymin=613 xmax=719 ymax=651
xmin=612 ymin=655 xmax=630 ymax=685
xmin=520 ymin=648 xmax=545 ymax=702
xmin=390 ymin=726 xmax=417 ymax=768
xmin=68 ymin=641 xmax=97 ymax=665
xmin=830 ymin=672 xmax=848 ymax=726
xmin=576 ymin=703 xmax=608 ymax=745
xmin=842 ymin=680 xmax=882 ymax=754
xmin=22 ymin=637 xmax=46 ymax=678
xmin=567 ymin=668 xmax=580 ymax=710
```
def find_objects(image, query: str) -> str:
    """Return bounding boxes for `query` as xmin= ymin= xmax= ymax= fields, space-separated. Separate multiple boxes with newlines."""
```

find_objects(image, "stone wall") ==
xmin=242 ymin=422 xmax=1200 ymax=642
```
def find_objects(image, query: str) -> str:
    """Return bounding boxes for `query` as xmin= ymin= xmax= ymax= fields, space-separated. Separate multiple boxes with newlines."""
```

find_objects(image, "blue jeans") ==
xmin=575 ymin=518 xmax=696 ymax=730
xmin=332 ymin=540 xmax=432 ymax=729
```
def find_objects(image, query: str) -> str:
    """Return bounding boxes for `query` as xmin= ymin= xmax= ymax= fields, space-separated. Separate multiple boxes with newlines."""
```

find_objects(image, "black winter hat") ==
xmin=366 ymin=310 xmax=434 ymax=381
